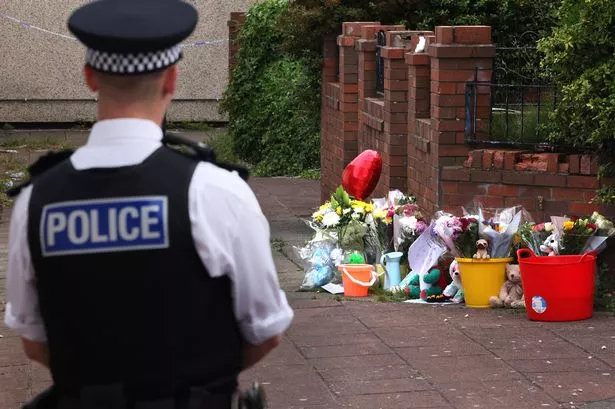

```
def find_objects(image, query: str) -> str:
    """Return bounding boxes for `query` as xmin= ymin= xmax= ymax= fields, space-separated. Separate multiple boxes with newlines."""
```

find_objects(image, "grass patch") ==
xmin=369 ymin=286 xmax=409 ymax=303
xmin=299 ymin=169 xmax=321 ymax=180
xmin=270 ymin=237 xmax=285 ymax=253
xmin=0 ymin=138 xmax=77 ymax=150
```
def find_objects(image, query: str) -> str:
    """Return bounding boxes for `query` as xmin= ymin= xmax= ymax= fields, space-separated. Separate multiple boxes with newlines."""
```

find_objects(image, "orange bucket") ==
xmin=338 ymin=264 xmax=377 ymax=297
xmin=517 ymin=249 xmax=596 ymax=322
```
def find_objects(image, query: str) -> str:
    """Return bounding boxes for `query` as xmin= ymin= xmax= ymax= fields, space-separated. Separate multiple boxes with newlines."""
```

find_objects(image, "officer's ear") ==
xmin=84 ymin=65 xmax=99 ymax=93
xmin=162 ymin=65 xmax=178 ymax=97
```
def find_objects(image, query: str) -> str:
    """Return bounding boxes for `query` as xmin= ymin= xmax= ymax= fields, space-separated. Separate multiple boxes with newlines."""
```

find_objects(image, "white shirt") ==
xmin=4 ymin=118 xmax=294 ymax=345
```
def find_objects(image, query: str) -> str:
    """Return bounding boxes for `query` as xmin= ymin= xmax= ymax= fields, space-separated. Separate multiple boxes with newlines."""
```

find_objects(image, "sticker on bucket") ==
xmin=531 ymin=296 xmax=547 ymax=314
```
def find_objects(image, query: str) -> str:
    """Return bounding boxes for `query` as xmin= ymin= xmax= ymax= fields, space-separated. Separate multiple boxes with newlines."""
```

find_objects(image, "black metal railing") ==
xmin=375 ymin=30 xmax=386 ymax=96
xmin=464 ymin=82 xmax=559 ymax=150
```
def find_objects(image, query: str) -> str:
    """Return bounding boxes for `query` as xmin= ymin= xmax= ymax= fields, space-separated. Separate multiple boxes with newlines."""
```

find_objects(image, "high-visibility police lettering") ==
xmin=41 ymin=196 xmax=168 ymax=256
xmin=47 ymin=205 xmax=161 ymax=246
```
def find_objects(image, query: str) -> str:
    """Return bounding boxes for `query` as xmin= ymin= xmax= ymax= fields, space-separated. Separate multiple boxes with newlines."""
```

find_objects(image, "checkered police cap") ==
xmin=68 ymin=0 xmax=198 ymax=76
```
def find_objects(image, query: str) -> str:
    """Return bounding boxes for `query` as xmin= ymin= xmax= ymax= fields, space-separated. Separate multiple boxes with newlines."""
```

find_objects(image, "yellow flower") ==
xmin=319 ymin=202 xmax=330 ymax=211
xmin=385 ymin=217 xmax=393 ymax=224
xmin=513 ymin=234 xmax=522 ymax=245
xmin=364 ymin=203 xmax=374 ymax=213
xmin=563 ymin=221 xmax=575 ymax=231
xmin=373 ymin=209 xmax=386 ymax=219
xmin=312 ymin=212 xmax=323 ymax=222
xmin=336 ymin=206 xmax=342 ymax=215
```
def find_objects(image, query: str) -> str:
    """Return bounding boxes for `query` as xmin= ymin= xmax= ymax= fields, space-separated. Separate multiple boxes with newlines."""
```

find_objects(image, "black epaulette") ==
xmin=162 ymin=132 xmax=250 ymax=181
xmin=6 ymin=149 xmax=74 ymax=198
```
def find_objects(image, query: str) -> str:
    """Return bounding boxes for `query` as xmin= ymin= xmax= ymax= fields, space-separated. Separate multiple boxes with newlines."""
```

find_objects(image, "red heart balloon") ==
xmin=342 ymin=150 xmax=383 ymax=200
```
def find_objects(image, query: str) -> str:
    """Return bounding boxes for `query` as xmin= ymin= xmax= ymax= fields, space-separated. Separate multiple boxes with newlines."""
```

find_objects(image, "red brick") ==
xmin=487 ymin=184 xmax=519 ymax=197
xmin=481 ymin=195 xmax=505 ymax=209
xmin=455 ymin=182 xmax=488 ymax=195
xmin=505 ymin=197 xmax=537 ymax=212
xmin=568 ymin=175 xmax=599 ymax=189
xmin=439 ymin=144 xmax=469 ymax=157
xmin=431 ymin=106 xmax=457 ymax=119
xmin=431 ymin=58 xmax=493 ymax=71
xmin=431 ymin=82 xmax=459 ymax=95
xmin=431 ymin=69 xmax=478 ymax=82
xmin=534 ymin=174 xmax=567 ymax=187
xmin=551 ymin=188 xmax=587 ymax=201
xmin=580 ymin=155 xmax=592 ymax=175
xmin=385 ymin=90 xmax=407 ymax=102
xmin=493 ymin=151 xmax=505 ymax=169
xmin=569 ymin=202 xmax=600 ymax=216
xmin=381 ymin=47 xmax=405 ymax=59
xmin=441 ymin=166 xmax=470 ymax=181
xmin=441 ymin=181 xmax=458 ymax=194
xmin=385 ymin=101 xmax=408 ymax=113
xmin=405 ymin=53 xmax=430 ymax=65
xmin=338 ymin=35 xmax=357 ymax=47
xmin=454 ymin=26 xmax=492 ymax=45
xmin=434 ymin=131 xmax=456 ymax=144
xmin=435 ymin=26 xmax=454 ymax=44
xmin=568 ymin=154 xmax=580 ymax=174
xmin=443 ymin=193 xmax=475 ymax=207
xmin=504 ymin=151 xmax=519 ymax=170
xmin=343 ymin=22 xmax=380 ymax=36
xmin=471 ymin=169 xmax=502 ymax=183
xmin=435 ymin=119 xmax=465 ymax=132
xmin=482 ymin=150 xmax=494 ymax=169
xmin=558 ymin=163 xmax=570 ymax=173
xmin=384 ymin=122 xmax=407 ymax=133
xmin=356 ymin=39 xmax=377 ymax=52
xmin=384 ymin=79 xmax=408 ymax=91
xmin=502 ymin=171 xmax=534 ymax=185
xmin=429 ymin=44 xmax=496 ymax=59
xmin=543 ymin=200 xmax=569 ymax=215
xmin=590 ymin=156 xmax=600 ymax=175
xmin=431 ymin=94 xmax=467 ymax=108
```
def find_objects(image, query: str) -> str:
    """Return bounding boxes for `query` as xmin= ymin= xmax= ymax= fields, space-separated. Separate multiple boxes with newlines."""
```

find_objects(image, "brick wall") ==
xmin=441 ymin=150 xmax=615 ymax=220
xmin=318 ymin=22 xmax=614 ymax=219
xmin=227 ymin=12 xmax=246 ymax=74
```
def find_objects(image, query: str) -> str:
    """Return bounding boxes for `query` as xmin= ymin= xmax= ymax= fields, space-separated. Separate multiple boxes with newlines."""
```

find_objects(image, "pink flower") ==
xmin=403 ymin=204 xmax=419 ymax=217
xmin=415 ymin=220 xmax=427 ymax=233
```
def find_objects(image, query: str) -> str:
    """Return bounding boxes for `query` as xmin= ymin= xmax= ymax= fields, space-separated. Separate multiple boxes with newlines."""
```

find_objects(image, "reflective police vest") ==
xmin=25 ymin=147 xmax=243 ymax=401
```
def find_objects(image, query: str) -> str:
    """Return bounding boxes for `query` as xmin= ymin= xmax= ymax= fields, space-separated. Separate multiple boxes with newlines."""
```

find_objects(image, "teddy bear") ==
xmin=442 ymin=260 xmax=464 ymax=303
xmin=489 ymin=264 xmax=525 ymax=308
xmin=539 ymin=234 xmax=559 ymax=256
xmin=390 ymin=264 xmax=445 ymax=300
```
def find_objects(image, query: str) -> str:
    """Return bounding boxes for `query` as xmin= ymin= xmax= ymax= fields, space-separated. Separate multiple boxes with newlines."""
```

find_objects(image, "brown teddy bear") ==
xmin=489 ymin=264 xmax=525 ymax=308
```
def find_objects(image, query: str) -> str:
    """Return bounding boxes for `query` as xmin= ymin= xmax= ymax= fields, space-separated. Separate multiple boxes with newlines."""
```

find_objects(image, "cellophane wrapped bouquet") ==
xmin=432 ymin=212 xmax=480 ymax=258
xmin=298 ymin=186 xmax=388 ymax=289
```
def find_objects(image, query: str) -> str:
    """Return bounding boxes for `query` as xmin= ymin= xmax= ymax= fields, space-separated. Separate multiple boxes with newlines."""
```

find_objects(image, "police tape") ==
xmin=0 ymin=12 xmax=229 ymax=48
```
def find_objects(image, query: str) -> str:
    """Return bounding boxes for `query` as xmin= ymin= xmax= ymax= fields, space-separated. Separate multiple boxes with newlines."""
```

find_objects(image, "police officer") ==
xmin=3 ymin=1 xmax=294 ymax=408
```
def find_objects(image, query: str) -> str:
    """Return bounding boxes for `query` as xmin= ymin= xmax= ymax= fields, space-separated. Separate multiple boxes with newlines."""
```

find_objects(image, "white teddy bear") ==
xmin=539 ymin=234 xmax=559 ymax=256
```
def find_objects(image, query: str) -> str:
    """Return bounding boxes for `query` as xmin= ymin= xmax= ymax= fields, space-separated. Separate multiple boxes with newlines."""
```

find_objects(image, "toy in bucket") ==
xmin=337 ymin=264 xmax=379 ymax=297
xmin=517 ymin=248 xmax=596 ymax=322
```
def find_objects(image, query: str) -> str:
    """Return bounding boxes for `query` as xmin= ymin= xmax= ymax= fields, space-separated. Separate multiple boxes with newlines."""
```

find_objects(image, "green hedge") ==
xmin=538 ymin=0 xmax=615 ymax=203
xmin=222 ymin=0 xmax=557 ymax=177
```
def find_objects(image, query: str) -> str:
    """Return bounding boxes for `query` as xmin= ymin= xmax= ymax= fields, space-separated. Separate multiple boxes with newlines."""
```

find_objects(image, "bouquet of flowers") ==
xmin=518 ymin=221 xmax=554 ymax=255
xmin=310 ymin=186 xmax=386 ymax=263
xmin=477 ymin=207 xmax=524 ymax=258
xmin=372 ymin=190 xmax=419 ymax=255
xmin=432 ymin=212 xmax=480 ymax=258
xmin=393 ymin=203 xmax=428 ymax=263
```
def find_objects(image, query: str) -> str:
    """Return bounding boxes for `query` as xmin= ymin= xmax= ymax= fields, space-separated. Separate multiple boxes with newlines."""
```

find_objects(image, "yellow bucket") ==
xmin=456 ymin=257 xmax=512 ymax=308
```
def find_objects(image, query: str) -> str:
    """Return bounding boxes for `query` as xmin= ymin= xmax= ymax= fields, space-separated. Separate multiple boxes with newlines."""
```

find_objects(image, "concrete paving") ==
xmin=0 ymin=177 xmax=614 ymax=408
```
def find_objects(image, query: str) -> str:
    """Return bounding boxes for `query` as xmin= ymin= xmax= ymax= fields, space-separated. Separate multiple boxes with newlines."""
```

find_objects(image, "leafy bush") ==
xmin=538 ymin=0 xmax=615 ymax=203
xmin=220 ymin=0 xmax=320 ymax=176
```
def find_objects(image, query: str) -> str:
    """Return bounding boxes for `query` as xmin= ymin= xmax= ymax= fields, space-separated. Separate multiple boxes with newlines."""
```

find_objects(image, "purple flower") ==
xmin=415 ymin=220 xmax=427 ymax=233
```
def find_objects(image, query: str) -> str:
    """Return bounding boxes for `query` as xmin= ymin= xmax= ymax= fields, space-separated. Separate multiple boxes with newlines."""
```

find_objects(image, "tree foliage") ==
xmin=538 ymin=0 xmax=615 ymax=203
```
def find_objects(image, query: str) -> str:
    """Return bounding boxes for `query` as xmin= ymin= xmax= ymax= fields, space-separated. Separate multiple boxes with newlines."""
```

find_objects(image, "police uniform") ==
xmin=3 ymin=1 xmax=293 ymax=408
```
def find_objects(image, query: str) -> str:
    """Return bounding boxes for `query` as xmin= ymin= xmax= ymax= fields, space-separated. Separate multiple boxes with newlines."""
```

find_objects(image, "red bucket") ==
xmin=517 ymin=249 xmax=596 ymax=322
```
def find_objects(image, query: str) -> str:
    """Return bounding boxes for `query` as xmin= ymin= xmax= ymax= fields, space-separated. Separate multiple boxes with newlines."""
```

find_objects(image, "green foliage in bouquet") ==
xmin=560 ymin=218 xmax=597 ymax=255
xmin=455 ymin=218 xmax=480 ymax=258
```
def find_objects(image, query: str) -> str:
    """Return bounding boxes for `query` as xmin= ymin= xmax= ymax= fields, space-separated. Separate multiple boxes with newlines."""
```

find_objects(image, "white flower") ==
xmin=544 ymin=222 xmax=553 ymax=232
xmin=322 ymin=212 xmax=341 ymax=227
xmin=400 ymin=216 xmax=418 ymax=231
xmin=351 ymin=213 xmax=361 ymax=220
xmin=353 ymin=206 xmax=365 ymax=214
xmin=343 ymin=208 xmax=352 ymax=215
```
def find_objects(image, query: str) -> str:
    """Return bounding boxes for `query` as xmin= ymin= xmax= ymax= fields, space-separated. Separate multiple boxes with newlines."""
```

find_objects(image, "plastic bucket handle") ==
xmin=342 ymin=267 xmax=378 ymax=287
xmin=518 ymin=248 xmax=598 ymax=264
xmin=517 ymin=248 xmax=535 ymax=260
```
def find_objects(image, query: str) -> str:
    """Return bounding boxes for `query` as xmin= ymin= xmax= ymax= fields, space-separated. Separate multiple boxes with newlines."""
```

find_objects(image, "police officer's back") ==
xmin=3 ymin=1 xmax=294 ymax=408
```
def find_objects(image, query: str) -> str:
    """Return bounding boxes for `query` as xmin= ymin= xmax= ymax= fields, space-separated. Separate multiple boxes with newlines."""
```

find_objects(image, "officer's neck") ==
xmin=97 ymin=101 xmax=166 ymax=127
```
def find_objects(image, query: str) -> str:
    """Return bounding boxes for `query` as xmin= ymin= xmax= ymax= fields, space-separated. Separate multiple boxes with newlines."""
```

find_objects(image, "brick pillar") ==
xmin=381 ymin=41 xmax=409 ymax=193
xmin=429 ymin=26 xmax=495 ymax=164
xmin=356 ymin=38 xmax=377 ymax=109
xmin=227 ymin=12 xmax=246 ymax=75
xmin=338 ymin=22 xmax=379 ymax=167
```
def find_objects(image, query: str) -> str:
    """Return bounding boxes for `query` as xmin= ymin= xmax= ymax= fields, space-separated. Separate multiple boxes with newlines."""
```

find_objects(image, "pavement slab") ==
xmin=1 ymin=177 xmax=615 ymax=408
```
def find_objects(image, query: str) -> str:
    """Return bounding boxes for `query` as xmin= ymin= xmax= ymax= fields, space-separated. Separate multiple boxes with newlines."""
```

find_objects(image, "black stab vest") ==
xmin=26 ymin=147 xmax=243 ymax=401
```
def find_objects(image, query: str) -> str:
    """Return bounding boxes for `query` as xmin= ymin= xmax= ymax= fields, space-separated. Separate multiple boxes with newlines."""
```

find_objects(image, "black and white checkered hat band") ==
xmin=85 ymin=45 xmax=182 ymax=74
